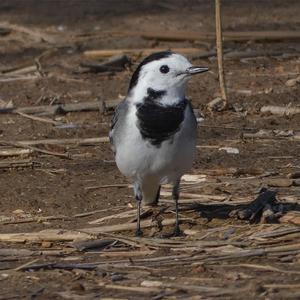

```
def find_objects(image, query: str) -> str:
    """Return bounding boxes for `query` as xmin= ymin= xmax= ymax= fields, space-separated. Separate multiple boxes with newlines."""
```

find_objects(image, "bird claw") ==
xmin=173 ymin=226 xmax=182 ymax=237
xmin=135 ymin=228 xmax=143 ymax=237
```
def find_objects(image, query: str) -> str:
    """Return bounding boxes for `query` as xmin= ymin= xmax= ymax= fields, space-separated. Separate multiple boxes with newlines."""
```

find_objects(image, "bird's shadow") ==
xmin=183 ymin=189 xmax=300 ymax=224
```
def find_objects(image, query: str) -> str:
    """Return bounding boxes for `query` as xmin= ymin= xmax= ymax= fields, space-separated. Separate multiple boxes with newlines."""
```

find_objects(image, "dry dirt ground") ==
xmin=0 ymin=1 xmax=300 ymax=299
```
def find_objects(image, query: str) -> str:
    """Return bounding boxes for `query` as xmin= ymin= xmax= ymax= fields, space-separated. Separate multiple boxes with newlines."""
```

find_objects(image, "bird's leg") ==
xmin=154 ymin=185 xmax=161 ymax=206
xmin=172 ymin=180 xmax=181 ymax=236
xmin=134 ymin=182 xmax=143 ymax=237
xmin=136 ymin=198 xmax=143 ymax=237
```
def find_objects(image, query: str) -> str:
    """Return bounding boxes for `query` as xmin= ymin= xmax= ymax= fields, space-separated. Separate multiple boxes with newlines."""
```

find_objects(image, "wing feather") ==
xmin=109 ymin=100 xmax=128 ymax=153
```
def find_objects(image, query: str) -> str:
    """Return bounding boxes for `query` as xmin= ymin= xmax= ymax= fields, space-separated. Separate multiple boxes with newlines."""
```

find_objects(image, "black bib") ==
xmin=136 ymin=88 xmax=187 ymax=147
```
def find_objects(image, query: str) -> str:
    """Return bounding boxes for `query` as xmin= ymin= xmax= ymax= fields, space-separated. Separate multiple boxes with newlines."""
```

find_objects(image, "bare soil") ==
xmin=0 ymin=1 xmax=300 ymax=299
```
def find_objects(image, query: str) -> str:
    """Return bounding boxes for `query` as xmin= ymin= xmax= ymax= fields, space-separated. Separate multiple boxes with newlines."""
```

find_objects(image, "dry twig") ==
xmin=0 ymin=141 xmax=71 ymax=159
xmin=261 ymin=105 xmax=300 ymax=116
xmin=0 ymin=148 xmax=33 ymax=157
xmin=0 ymin=158 xmax=34 ymax=169
xmin=0 ymin=137 xmax=109 ymax=147
xmin=16 ymin=111 xmax=62 ymax=126
xmin=83 ymin=48 xmax=203 ymax=59
xmin=215 ymin=0 xmax=227 ymax=109
xmin=137 ymin=29 xmax=300 ymax=42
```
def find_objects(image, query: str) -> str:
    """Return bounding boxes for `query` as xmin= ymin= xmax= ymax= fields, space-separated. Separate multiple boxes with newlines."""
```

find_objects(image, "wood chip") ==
xmin=280 ymin=212 xmax=300 ymax=226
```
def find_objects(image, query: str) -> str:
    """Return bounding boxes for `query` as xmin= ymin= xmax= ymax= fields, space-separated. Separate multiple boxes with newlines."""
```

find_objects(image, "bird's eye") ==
xmin=160 ymin=65 xmax=169 ymax=74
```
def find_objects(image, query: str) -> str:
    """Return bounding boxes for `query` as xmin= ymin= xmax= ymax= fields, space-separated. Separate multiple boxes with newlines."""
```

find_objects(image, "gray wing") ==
xmin=109 ymin=100 xmax=129 ymax=153
xmin=186 ymin=99 xmax=197 ymax=128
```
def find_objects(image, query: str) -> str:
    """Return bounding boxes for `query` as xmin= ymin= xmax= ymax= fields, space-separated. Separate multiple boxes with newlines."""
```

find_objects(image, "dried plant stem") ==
xmin=215 ymin=0 xmax=227 ymax=107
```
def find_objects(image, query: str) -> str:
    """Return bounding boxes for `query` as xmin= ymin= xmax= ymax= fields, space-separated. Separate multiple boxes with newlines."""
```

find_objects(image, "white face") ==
xmin=139 ymin=53 xmax=193 ymax=91
xmin=130 ymin=54 xmax=192 ymax=104
xmin=129 ymin=53 xmax=207 ymax=105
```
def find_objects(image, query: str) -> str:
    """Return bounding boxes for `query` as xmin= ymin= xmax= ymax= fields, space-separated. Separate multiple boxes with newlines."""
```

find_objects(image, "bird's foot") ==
xmin=135 ymin=228 xmax=143 ymax=237
xmin=173 ymin=226 xmax=182 ymax=237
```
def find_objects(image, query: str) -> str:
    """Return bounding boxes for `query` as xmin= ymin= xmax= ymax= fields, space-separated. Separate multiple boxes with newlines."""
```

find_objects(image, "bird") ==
xmin=109 ymin=51 xmax=208 ymax=236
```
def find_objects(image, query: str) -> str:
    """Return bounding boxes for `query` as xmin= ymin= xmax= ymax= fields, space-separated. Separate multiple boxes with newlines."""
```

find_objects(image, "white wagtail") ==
xmin=110 ymin=51 xmax=208 ymax=236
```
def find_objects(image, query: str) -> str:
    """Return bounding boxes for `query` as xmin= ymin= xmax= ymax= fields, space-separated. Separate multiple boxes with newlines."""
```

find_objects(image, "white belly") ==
xmin=115 ymin=105 xmax=197 ymax=185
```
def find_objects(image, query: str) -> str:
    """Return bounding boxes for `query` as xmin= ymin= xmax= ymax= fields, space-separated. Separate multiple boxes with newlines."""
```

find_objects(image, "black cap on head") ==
xmin=128 ymin=51 xmax=173 ymax=92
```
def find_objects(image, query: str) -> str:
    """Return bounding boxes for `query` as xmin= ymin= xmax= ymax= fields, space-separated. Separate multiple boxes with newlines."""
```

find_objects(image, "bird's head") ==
xmin=127 ymin=51 xmax=208 ymax=104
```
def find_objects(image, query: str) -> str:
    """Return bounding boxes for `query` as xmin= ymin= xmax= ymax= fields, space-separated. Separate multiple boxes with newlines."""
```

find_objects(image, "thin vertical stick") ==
xmin=215 ymin=0 xmax=227 ymax=106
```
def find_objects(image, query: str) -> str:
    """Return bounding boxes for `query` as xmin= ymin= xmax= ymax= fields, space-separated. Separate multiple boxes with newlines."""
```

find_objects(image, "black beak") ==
xmin=186 ymin=66 xmax=209 ymax=75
